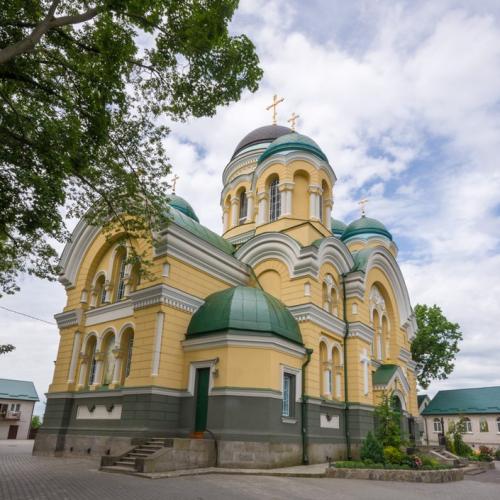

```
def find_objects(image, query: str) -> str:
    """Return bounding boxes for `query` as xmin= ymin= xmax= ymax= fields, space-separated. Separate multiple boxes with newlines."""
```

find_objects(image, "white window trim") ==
xmin=187 ymin=359 xmax=218 ymax=396
xmin=280 ymin=364 xmax=302 ymax=402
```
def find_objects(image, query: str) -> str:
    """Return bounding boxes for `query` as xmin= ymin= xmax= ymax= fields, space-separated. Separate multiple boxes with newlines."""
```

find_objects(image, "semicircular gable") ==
xmin=316 ymin=237 xmax=355 ymax=275
xmin=236 ymin=232 xmax=301 ymax=276
xmin=364 ymin=246 xmax=417 ymax=339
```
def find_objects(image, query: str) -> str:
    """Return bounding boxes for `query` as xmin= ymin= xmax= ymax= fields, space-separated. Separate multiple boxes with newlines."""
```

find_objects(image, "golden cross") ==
xmin=287 ymin=112 xmax=300 ymax=131
xmin=358 ymin=198 xmax=369 ymax=217
xmin=266 ymin=94 xmax=284 ymax=125
xmin=171 ymin=174 xmax=179 ymax=194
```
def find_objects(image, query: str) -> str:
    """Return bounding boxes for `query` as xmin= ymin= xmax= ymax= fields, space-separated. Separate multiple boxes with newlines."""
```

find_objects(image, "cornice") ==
xmin=54 ymin=309 xmax=82 ymax=329
xmin=288 ymin=303 xmax=345 ymax=337
xmin=85 ymin=300 xmax=133 ymax=326
xmin=348 ymin=321 xmax=374 ymax=343
xmin=130 ymin=284 xmax=204 ymax=313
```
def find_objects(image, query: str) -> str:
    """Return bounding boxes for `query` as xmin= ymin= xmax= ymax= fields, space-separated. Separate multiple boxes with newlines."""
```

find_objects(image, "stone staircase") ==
xmin=427 ymin=447 xmax=468 ymax=467
xmin=101 ymin=438 xmax=173 ymax=473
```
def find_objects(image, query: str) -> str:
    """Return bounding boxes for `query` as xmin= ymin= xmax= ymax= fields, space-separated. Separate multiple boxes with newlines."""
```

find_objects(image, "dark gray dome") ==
xmin=232 ymin=125 xmax=292 ymax=159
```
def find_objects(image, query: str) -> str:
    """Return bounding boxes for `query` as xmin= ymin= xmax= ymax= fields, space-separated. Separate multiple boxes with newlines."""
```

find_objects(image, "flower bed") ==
xmin=326 ymin=463 xmax=464 ymax=483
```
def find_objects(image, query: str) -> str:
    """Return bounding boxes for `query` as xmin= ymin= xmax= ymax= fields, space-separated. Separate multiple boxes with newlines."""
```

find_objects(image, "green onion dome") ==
xmin=187 ymin=286 xmax=303 ymax=345
xmin=258 ymin=132 xmax=328 ymax=164
xmin=341 ymin=215 xmax=392 ymax=242
xmin=168 ymin=194 xmax=199 ymax=223
xmin=331 ymin=218 xmax=347 ymax=238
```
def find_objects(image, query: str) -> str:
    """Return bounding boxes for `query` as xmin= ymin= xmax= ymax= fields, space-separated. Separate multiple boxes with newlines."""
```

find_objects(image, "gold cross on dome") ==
xmin=288 ymin=112 xmax=300 ymax=131
xmin=358 ymin=198 xmax=369 ymax=216
xmin=171 ymin=174 xmax=179 ymax=194
xmin=266 ymin=94 xmax=284 ymax=125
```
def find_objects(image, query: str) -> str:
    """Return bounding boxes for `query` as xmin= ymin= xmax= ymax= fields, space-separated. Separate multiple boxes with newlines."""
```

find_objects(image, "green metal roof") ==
xmin=258 ymin=132 xmax=328 ymax=164
xmin=168 ymin=194 xmax=199 ymax=222
xmin=341 ymin=216 xmax=392 ymax=242
xmin=373 ymin=364 xmax=399 ymax=386
xmin=418 ymin=394 xmax=429 ymax=407
xmin=331 ymin=218 xmax=347 ymax=237
xmin=351 ymin=248 xmax=373 ymax=273
xmin=166 ymin=206 xmax=235 ymax=255
xmin=187 ymin=286 xmax=303 ymax=345
xmin=0 ymin=378 xmax=39 ymax=401
xmin=422 ymin=386 xmax=500 ymax=415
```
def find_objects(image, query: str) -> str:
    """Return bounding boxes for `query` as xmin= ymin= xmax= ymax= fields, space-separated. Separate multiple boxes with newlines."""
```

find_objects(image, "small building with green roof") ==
xmin=0 ymin=378 xmax=39 ymax=440
xmin=422 ymin=386 xmax=500 ymax=449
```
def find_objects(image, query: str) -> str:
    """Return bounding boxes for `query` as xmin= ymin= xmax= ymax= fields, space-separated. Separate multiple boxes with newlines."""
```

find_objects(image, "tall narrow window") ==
xmin=269 ymin=178 xmax=281 ymax=222
xmin=497 ymin=417 xmax=500 ymax=433
xmin=88 ymin=344 xmax=97 ymax=386
xmin=282 ymin=372 xmax=295 ymax=417
xmin=479 ymin=418 xmax=489 ymax=432
xmin=125 ymin=333 xmax=134 ymax=378
xmin=116 ymin=257 xmax=127 ymax=301
xmin=239 ymin=190 xmax=248 ymax=223
xmin=433 ymin=418 xmax=442 ymax=433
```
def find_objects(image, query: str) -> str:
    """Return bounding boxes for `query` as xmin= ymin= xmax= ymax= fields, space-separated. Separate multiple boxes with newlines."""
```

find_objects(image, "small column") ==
xmin=279 ymin=182 xmax=294 ymax=217
xmin=256 ymin=190 xmax=268 ymax=225
xmin=90 ymin=351 xmax=105 ymax=390
xmin=246 ymin=191 xmax=254 ymax=223
xmin=103 ymin=281 xmax=112 ymax=304
xmin=325 ymin=197 xmax=333 ymax=227
xmin=335 ymin=370 xmax=342 ymax=399
xmin=223 ymin=207 xmax=229 ymax=231
xmin=151 ymin=312 xmax=165 ymax=377
xmin=110 ymin=348 xmax=124 ymax=387
xmin=89 ymin=286 xmax=97 ymax=308
xmin=231 ymin=196 xmax=239 ymax=227
xmin=308 ymin=185 xmax=321 ymax=220
xmin=77 ymin=354 xmax=89 ymax=390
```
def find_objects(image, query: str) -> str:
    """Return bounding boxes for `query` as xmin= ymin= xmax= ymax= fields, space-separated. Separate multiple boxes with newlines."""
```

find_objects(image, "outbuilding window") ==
xmin=497 ymin=417 xmax=500 ymax=433
xmin=433 ymin=418 xmax=442 ymax=433
xmin=480 ymin=418 xmax=489 ymax=433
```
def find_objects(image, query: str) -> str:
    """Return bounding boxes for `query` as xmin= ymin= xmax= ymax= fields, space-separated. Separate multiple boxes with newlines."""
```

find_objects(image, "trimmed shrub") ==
xmin=495 ymin=449 xmax=500 ymax=461
xmin=421 ymin=455 xmax=440 ymax=467
xmin=383 ymin=446 xmax=405 ymax=465
xmin=478 ymin=446 xmax=494 ymax=462
xmin=453 ymin=433 xmax=472 ymax=457
xmin=360 ymin=431 xmax=384 ymax=464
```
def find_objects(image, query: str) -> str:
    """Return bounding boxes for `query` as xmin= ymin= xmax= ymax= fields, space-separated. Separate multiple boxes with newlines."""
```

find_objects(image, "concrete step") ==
xmin=134 ymin=448 xmax=157 ymax=454
xmin=128 ymin=452 xmax=150 ymax=458
xmin=100 ymin=466 xmax=138 ymax=476
xmin=141 ymin=444 xmax=163 ymax=449
xmin=116 ymin=460 xmax=136 ymax=467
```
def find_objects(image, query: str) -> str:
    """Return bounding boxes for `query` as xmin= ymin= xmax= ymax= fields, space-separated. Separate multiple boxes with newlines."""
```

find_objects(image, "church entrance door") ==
xmin=194 ymin=368 xmax=210 ymax=432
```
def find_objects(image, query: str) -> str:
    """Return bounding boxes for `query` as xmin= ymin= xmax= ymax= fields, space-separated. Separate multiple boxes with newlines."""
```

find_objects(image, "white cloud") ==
xmin=2 ymin=0 xmax=500 ymax=403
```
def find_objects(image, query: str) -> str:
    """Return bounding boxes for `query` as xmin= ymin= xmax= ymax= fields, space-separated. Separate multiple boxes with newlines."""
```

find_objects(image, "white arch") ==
xmin=392 ymin=390 xmax=407 ymax=411
xmin=90 ymin=270 xmax=107 ymax=288
xmin=81 ymin=331 xmax=98 ymax=354
xmin=117 ymin=322 xmax=135 ymax=346
xmin=317 ymin=238 xmax=355 ymax=276
xmin=364 ymin=246 xmax=416 ymax=339
xmin=98 ymin=326 xmax=117 ymax=350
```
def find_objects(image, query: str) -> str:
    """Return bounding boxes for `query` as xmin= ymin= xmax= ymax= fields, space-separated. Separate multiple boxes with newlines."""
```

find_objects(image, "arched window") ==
xmin=113 ymin=247 xmax=127 ymax=302
xmin=480 ymin=418 xmax=489 ymax=433
xmin=128 ymin=263 xmax=141 ymax=293
xmin=318 ymin=192 xmax=323 ymax=222
xmin=269 ymin=178 xmax=281 ymax=221
xmin=95 ymin=275 xmax=107 ymax=306
xmin=239 ymin=190 xmax=248 ymax=223
xmin=433 ymin=418 xmax=442 ymax=433
xmin=497 ymin=417 xmax=500 ymax=433
xmin=125 ymin=333 xmax=134 ymax=378
xmin=101 ymin=333 xmax=116 ymax=386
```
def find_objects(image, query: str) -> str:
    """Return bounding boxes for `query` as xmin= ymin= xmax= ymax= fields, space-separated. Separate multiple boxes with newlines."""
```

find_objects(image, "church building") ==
xmin=35 ymin=118 xmax=419 ymax=468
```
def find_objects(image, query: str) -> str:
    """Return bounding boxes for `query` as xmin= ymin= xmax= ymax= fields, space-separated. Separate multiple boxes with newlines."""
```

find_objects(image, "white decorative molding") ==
xmin=348 ymin=322 xmax=374 ymax=343
xmin=210 ymin=387 xmax=282 ymax=399
xmin=281 ymin=364 xmax=302 ymax=402
xmin=182 ymin=333 xmax=306 ymax=358
xmin=162 ymin=263 xmax=170 ymax=277
xmin=130 ymin=284 xmax=204 ymax=313
xmin=85 ymin=300 xmax=133 ymax=326
xmin=58 ymin=219 xmax=102 ymax=289
xmin=67 ymin=331 xmax=82 ymax=384
xmin=344 ymin=271 xmax=365 ymax=300
xmin=155 ymin=224 xmax=249 ymax=287
xmin=399 ymin=347 xmax=412 ymax=363
xmin=54 ymin=309 xmax=82 ymax=329
xmin=288 ymin=303 xmax=345 ymax=337
xmin=76 ymin=404 xmax=122 ymax=420
xmin=187 ymin=359 xmax=218 ymax=396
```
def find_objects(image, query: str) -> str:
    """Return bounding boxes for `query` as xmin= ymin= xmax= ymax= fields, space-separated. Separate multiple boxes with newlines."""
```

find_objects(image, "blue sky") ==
xmin=1 ymin=0 xmax=500 ymax=413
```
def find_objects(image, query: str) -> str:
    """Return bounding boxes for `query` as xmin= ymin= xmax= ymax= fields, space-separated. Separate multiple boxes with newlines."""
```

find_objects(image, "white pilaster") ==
xmin=257 ymin=191 xmax=267 ymax=225
xmin=151 ymin=311 xmax=165 ymax=376
xmin=247 ymin=191 xmax=254 ymax=222
xmin=231 ymin=197 xmax=239 ymax=227
xmin=67 ymin=331 xmax=82 ymax=384
xmin=360 ymin=349 xmax=370 ymax=396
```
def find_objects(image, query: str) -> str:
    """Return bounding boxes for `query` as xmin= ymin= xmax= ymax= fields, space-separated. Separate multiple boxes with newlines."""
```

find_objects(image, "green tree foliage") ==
xmin=0 ymin=344 xmax=15 ymax=354
xmin=375 ymin=392 xmax=402 ymax=448
xmin=446 ymin=418 xmax=473 ymax=457
xmin=411 ymin=304 xmax=462 ymax=389
xmin=31 ymin=415 xmax=42 ymax=429
xmin=0 ymin=1 xmax=262 ymax=295
xmin=360 ymin=431 xmax=384 ymax=464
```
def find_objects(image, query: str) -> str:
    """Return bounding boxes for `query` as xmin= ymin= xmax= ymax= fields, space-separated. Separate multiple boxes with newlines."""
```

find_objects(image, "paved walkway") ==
xmin=1 ymin=440 xmax=500 ymax=500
